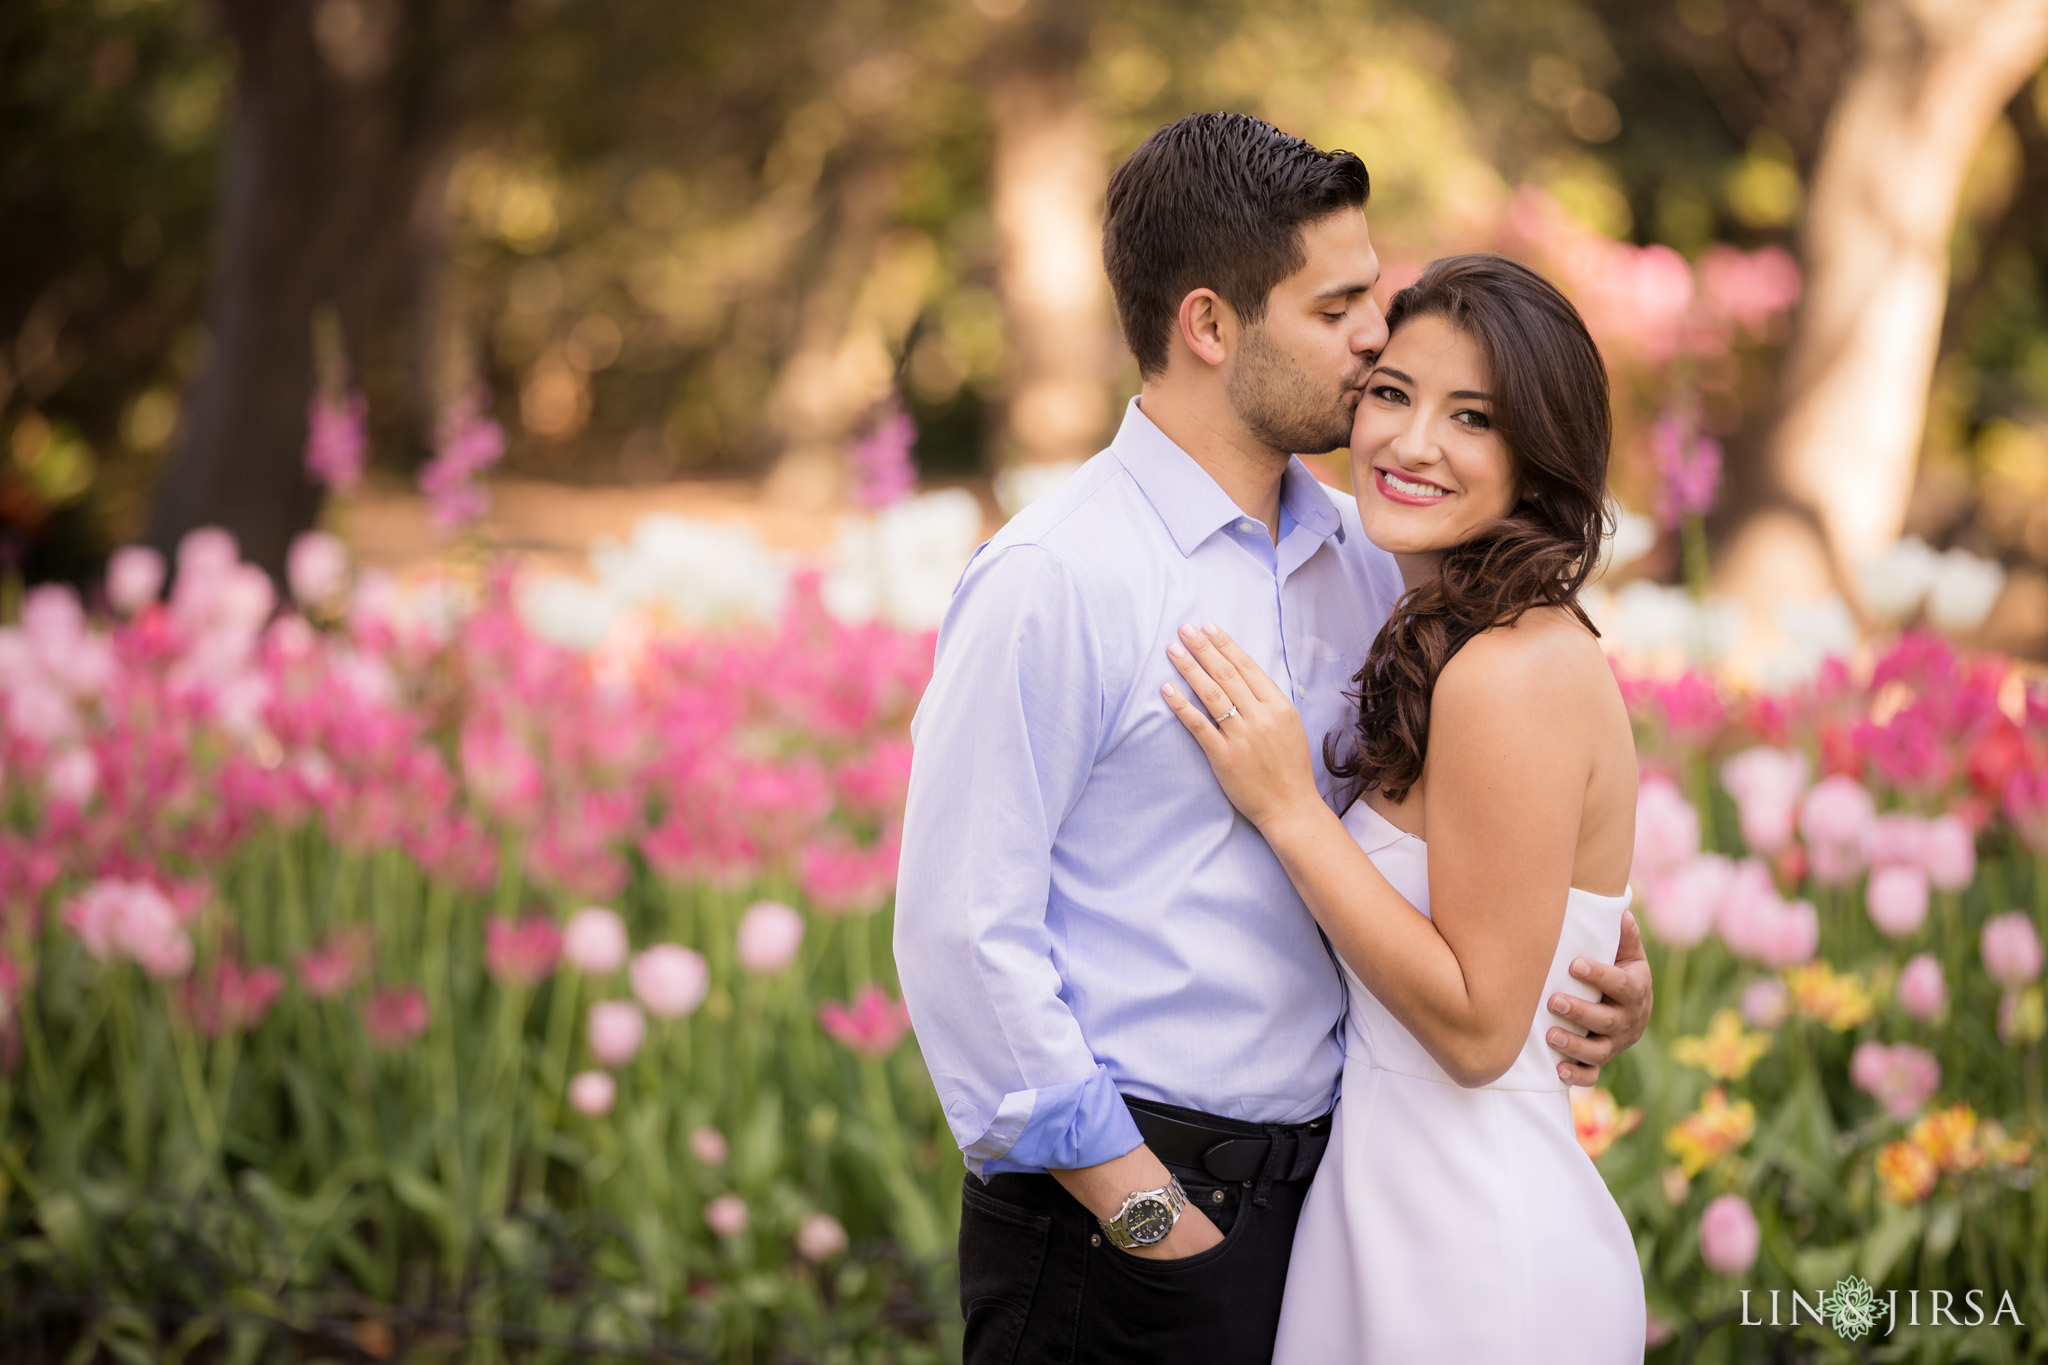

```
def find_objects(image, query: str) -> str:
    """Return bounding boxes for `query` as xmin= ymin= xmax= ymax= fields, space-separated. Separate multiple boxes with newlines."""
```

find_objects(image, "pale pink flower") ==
xmin=45 ymin=747 xmax=98 ymax=808
xmin=459 ymin=715 xmax=544 ymax=827
xmin=1851 ymin=1041 xmax=1941 ymax=1120
xmin=1870 ymin=814 xmax=1930 ymax=869
xmin=286 ymin=531 xmax=351 ymax=612
xmin=562 ymin=906 xmax=630 ymax=976
xmin=796 ymin=1212 xmax=849 ymax=1262
xmin=1716 ymin=860 xmax=1817 ymax=967
xmin=1980 ymin=912 xmax=2044 ymax=987
xmin=799 ymin=828 xmax=901 ymax=915
xmin=587 ymin=999 xmax=646 ymax=1066
xmin=690 ymin=1125 xmax=729 ymax=1166
xmin=106 ymin=545 xmax=166 ymax=614
xmin=1798 ymin=777 xmax=1878 ymax=887
xmin=819 ymin=985 xmax=913 ymax=1058
xmin=305 ymin=387 xmax=368 ymax=493
xmin=61 ymin=879 xmax=193 ymax=979
xmin=1699 ymin=1194 xmax=1760 ymax=1276
xmin=1632 ymin=776 xmax=1700 ymax=881
xmin=1898 ymin=954 xmax=1948 ymax=1021
xmin=296 ymin=927 xmax=372 ymax=1000
xmin=630 ymin=944 xmax=708 ymax=1019
xmin=1652 ymin=415 xmax=1722 ymax=530
xmin=2005 ymin=770 xmax=2048 ymax=855
xmin=736 ymin=900 xmax=805 ymax=974
xmin=848 ymin=398 xmax=917 ymax=510
xmin=568 ymin=1069 xmax=616 ymax=1117
xmin=360 ymin=986 xmax=429 ymax=1047
xmin=1642 ymin=853 xmax=1729 ymax=949
xmin=704 ymin=1193 xmax=749 ymax=1239
xmin=1740 ymin=977 xmax=1790 ymax=1030
xmin=485 ymin=914 xmax=562 ymax=987
xmin=1866 ymin=865 xmax=1930 ymax=940
xmin=419 ymin=386 xmax=505 ymax=537
xmin=1919 ymin=815 xmax=1977 ymax=892
xmin=1720 ymin=747 xmax=1807 ymax=854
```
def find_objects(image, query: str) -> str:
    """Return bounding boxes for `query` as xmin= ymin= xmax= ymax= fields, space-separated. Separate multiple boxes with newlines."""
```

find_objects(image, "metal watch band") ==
xmin=1098 ymin=1175 xmax=1187 ymax=1250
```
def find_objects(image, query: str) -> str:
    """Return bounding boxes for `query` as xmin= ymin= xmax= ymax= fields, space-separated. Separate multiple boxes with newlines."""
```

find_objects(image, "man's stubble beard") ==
xmin=1227 ymin=324 xmax=1361 ymax=458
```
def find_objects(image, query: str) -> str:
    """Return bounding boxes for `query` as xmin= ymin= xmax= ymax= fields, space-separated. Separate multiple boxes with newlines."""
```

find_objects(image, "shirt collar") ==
xmin=1110 ymin=397 xmax=1346 ymax=558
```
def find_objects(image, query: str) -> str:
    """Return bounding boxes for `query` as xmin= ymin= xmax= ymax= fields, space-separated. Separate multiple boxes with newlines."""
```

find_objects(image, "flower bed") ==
xmin=3 ymin=529 xmax=2046 ymax=1360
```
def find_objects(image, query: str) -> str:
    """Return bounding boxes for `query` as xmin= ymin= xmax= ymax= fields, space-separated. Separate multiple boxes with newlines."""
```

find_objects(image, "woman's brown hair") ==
xmin=1329 ymin=253 xmax=1613 ymax=804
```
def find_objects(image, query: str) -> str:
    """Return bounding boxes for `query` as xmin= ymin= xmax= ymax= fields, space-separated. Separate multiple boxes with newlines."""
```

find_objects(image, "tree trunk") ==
xmin=1719 ymin=0 xmax=2048 ymax=617
xmin=987 ymin=0 xmax=1115 ymax=471
xmin=148 ymin=0 xmax=509 ymax=580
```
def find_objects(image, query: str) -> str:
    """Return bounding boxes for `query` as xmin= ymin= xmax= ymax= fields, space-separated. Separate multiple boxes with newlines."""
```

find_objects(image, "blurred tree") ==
xmin=0 ymin=0 xmax=224 ymax=586
xmin=1719 ymin=0 xmax=2048 ymax=612
xmin=147 ymin=0 xmax=513 ymax=579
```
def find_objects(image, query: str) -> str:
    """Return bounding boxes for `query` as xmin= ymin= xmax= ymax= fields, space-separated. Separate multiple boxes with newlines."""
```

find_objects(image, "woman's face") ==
xmin=1351 ymin=313 xmax=1517 ymax=559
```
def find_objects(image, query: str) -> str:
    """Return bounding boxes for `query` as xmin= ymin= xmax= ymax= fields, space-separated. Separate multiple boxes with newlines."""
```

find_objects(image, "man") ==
xmin=895 ymin=113 xmax=1653 ymax=1363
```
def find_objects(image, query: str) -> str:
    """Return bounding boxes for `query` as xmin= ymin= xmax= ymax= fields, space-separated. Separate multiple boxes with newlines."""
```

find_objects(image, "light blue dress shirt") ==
xmin=894 ymin=398 xmax=1405 ymax=1177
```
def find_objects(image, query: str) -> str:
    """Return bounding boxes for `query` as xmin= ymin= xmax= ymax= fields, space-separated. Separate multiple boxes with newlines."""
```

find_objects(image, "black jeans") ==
xmin=956 ymin=1158 xmax=1314 ymax=1364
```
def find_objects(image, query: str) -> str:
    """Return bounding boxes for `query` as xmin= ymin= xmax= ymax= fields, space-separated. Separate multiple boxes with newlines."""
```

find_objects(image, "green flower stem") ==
xmin=105 ymin=974 xmax=148 ymax=1184
xmin=170 ymin=1010 xmax=222 ymax=1174
xmin=858 ymin=1054 xmax=939 ymax=1259
xmin=420 ymin=882 xmax=468 ymax=1206
xmin=526 ymin=967 xmax=580 ymax=1197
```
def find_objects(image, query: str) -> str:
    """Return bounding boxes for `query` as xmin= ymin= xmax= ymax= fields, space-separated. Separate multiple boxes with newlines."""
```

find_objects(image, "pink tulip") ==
xmin=1699 ymin=1194 xmax=1760 ymax=1276
xmin=562 ymin=906 xmax=630 ymax=975
xmin=1866 ymin=865 xmax=1930 ymax=940
xmin=736 ymin=900 xmax=805 ymax=974
xmin=819 ymin=985 xmax=913 ymax=1058
xmin=2006 ymin=770 xmax=2048 ymax=855
xmin=1632 ymin=776 xmax=1700 ymax=881
xmin=1919 ymin=815 xmax=1976 ymax=892
xmin=630 ymin=944 xmax=708 ymax=1019
xmin=61 ymin=878 xmax=194 ymax=979
xmin=587 ymin=1000 xmax=646 ymax=1067
xmin=360 ymin=986 xmax=429 ymax=1047
xmin=704 ymin=1192 xmax=749 ymax=1239
xmin=1870 ymin=814 xmax=1928 ymax=869
xmin=296 ymin=927 xmax=373 ymax=1000
xmin=1850 ymin=1041 xmax=1941 ymax=1119
xmin=1740 ymin=977 xmax=1790 ymax=1030
xmin=568 ymin=1069 xmax=616 ymax=1117
xmin=178 ymin=958 xmax=285 ymax=1038
xmin=1720 ymin=748 xmax=1807 ymax=854
xmin=485 ymin=914 xmax=562 ymax=987
xmin=106 ymin=545 xmax=166 ymax=614
xmin=796 ymin=1212 xmax=849 ymax=1262
xmin=690 ymin=1125 xmax=729 ymax=1165
xmin=305 ymin=387 xmax=368 ymax=493
xmin=1981 ymin=912 xmax=2044 ymax=987
xmin=1897 ymin=954 xmax=1948 ymax=1021
xmin=286 ymin=531 xmax=351 ymax=612
xmin=46 ymin=747 xmax=99 ymax=808
xmin=1642 ymin=854 xmax=1729 ymax=949
xmin=1716 ymin=861 xmax=1817 ymax=967
xmin=1798 ymin=776 xmax=1877 ymax=887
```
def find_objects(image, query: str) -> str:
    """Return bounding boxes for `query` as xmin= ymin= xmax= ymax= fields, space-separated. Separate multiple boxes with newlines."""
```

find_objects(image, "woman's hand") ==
xmin=1162 ymin=623 xmax=1324 ymax=831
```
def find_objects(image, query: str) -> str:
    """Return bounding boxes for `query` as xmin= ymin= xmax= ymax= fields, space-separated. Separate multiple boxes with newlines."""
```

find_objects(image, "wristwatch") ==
xmin=1098 ymin=1176 xmax=1188 ymax=1250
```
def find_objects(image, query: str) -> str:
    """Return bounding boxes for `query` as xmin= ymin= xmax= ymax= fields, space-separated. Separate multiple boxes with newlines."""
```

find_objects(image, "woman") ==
xmin=1161 ymin=254 xmax=1646 ymax=1361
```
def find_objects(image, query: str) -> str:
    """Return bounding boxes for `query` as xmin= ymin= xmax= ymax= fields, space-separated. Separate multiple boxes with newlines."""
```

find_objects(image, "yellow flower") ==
xmin=1572 ymin=1086 xmax=1643 ymax=1161
xmin=1976 ymin=1120 xmax=2034 ymax=1170
xmin=1999 ymin=987 xmax=2046 ymax=1046
xmin=1664 ymin=1086 xmax=1757 ymax=1177
xmin=1909 ymin=1105 xmax=1982 ymax=1174
xmin=1783 ymin=962 xmax=1874 ymax=1031
xmin=1671 ymin=1009 xmax=1774 ymax=1081
xmin=1876 ymin=1138 xmax=1939 ymax=1204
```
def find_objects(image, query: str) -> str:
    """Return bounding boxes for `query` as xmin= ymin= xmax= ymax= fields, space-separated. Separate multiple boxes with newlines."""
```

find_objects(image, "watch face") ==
xmin=1125 ymin=1196 xmax=1173 ymax=1245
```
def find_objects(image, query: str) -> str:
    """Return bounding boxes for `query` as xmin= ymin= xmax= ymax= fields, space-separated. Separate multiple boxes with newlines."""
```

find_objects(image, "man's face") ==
xmin=1226 ymin=209 xmax=1387 ymax=456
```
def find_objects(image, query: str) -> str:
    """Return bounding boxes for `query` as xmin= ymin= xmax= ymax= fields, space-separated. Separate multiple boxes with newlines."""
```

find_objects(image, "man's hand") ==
xmin=1051 ymin=1145 xmax=1224 ymax=1261
xmin=1546 ymin=909 xmax=1654 ymax=1088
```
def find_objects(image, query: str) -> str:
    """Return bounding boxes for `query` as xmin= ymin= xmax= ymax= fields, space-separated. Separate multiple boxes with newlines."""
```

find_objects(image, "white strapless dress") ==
xmin=1272 ymin=801 xmax=1645 ymax=1363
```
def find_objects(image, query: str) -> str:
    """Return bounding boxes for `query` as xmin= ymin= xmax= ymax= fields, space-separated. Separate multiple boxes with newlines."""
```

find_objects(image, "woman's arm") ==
xmin=1161 ymin=622 xmax=1596 ymax=1087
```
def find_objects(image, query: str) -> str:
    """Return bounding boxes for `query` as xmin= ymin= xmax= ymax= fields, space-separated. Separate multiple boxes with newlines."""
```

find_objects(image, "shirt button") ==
xmin=1296 ymin=685 xmax=1307 ymax=699
xmin=1238 ymin=520 xmax=1256 ymax=532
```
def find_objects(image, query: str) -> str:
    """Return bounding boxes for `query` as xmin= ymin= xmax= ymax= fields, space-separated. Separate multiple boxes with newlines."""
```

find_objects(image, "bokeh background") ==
xmin=8 ymin=2 xmax=2048 ymax=1363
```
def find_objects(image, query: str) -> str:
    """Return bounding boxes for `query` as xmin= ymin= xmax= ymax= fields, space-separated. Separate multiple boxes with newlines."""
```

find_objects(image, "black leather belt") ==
xmin=1124 ymin=1095 xmax=1332 ymax=1184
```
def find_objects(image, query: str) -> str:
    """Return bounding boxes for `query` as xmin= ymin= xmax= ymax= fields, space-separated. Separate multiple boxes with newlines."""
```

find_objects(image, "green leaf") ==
xmin=1923 ymin=1197 xmax=1963 ymax=1260
xmin=1859 ymin=1203 xmax=1925 ymax=1286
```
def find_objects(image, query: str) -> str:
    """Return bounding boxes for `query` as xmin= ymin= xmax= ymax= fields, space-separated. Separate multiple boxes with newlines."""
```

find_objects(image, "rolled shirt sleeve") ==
xmin=893 ymin=542 xmax=1145 ymax=1178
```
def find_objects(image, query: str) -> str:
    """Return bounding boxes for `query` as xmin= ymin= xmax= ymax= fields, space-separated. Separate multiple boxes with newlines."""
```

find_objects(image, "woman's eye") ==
xmin=1322 ymin=312 xmax=1346 ymax=322
xmin=1454 ymin=410 xmax=1491 ymax=430
xmin=1370 ymin=385 xmax=1408 ymax=404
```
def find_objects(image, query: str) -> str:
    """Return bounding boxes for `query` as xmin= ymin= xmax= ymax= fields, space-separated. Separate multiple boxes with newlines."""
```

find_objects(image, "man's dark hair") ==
xmin=1102 ymin=113 xmax=1369 ymax=378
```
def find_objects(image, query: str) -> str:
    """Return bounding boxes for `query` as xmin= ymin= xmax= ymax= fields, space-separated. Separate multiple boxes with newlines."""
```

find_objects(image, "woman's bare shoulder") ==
xmin=1435 ymin=606 xmax=1612 ymax=715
